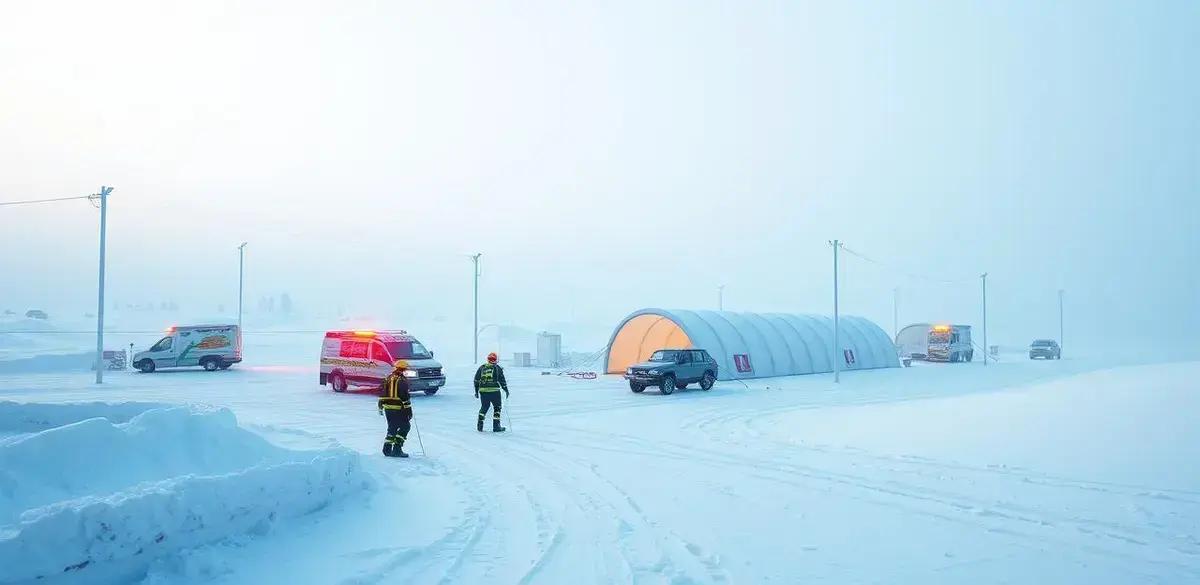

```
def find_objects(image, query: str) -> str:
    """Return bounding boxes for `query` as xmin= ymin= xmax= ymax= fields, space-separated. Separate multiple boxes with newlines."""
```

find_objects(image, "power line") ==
xmin=0 ymin=195 xmax=95 ymax=207
xmin=839 ymin=245 xmax=976 ymax=285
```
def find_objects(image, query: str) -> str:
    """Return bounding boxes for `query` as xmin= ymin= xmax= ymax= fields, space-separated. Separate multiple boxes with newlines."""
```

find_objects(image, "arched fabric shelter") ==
xmin=604 ymin=308 xmax=899 ymax=380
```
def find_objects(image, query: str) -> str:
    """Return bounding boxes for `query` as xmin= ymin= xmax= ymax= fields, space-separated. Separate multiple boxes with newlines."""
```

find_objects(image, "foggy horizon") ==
xmin=3 ymin=1 xmax=1197 ymax=354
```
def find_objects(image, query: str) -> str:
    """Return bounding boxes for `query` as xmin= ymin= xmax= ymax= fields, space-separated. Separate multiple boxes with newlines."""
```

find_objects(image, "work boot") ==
xmin=477 ymin=418 xmax=484 ymax=432
xmin=393 ymin=448 xmax=409 ymax=458
xmin=382 ymin=441 xmax=393 ymax=457
xmin=493 ymin=420 xmax=506 ymax=433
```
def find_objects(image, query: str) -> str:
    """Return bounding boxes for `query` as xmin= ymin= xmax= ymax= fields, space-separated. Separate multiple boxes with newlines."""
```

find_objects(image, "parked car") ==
xmin=624 ymin=349 xmax=718 ymax=394
xmin=133 ymin=324 xmax=242 ymax=372
xmin=1029 ymin=339 xmax=1061 ymax=360
xmin=24 ymin=309 xmax=48 ymax=320
xmin=319 ymin=330 xmax=447 ymax=395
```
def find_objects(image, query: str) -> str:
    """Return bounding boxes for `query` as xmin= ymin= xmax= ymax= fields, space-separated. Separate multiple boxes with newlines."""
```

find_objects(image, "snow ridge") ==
xmin=0 ymin=403 xmax=369 ymax=584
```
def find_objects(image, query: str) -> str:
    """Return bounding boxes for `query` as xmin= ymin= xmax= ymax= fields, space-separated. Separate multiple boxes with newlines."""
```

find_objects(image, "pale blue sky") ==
xmin=1 ymin=1 xmax=1196 ymax=350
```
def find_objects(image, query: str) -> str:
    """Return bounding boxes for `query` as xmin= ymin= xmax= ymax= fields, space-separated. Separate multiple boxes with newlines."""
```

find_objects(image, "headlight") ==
xmin=626 ymin=368 xmax=633 ymax=375
xmin=402 ymin=370 xmax=418 ymax=378
xmin=649 ymin=369 xmax=659 ymax=375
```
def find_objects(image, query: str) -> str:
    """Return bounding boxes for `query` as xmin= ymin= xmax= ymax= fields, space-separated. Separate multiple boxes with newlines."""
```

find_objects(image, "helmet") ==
xmin=487 ymin=352 xmax=498 ymax=364
xmin=393 ymin=360 xmax=409 ymax=370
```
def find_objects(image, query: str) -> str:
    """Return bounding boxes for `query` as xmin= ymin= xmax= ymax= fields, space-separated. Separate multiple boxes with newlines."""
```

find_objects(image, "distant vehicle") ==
xmin=624 ymin=348 xmax=718 ymax=394
xmin=25 ymin=309 xmax=48 ymax=320
xmin=319 ymin=330 xmax=447 ymax=395
xmin=1029 ymin=339 xmax=1061 ymax=360
xmin=133 ymin=324 xmax=242 ymax=373
xmin=896 ymin=323 xmax=974 ymax=363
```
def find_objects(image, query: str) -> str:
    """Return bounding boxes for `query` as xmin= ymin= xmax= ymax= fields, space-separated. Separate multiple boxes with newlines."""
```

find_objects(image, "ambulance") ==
xmin=319 ymin=330 xmax=447 ymax=394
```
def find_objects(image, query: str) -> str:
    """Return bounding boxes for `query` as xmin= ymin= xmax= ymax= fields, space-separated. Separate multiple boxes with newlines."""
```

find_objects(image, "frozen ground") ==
xmin=0 ymin=354 xmax=1197 ymax=584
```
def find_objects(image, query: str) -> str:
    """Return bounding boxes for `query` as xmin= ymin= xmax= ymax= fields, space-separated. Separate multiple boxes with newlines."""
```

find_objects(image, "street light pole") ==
xmin=830 ymin=240 xmax=841 ymax=383
xmin=1058 ymin=288 xmax=1064 ymax=357
xmin=94 ymin=186 xmax=112 ymax=384
xmin=717 ymin=285 xmax=725 ymax=311
xmin=892 ymin=287 xmax=899 ymax=339
xmin=471 ymin=253 xmax=482 ymax=363
xmin=981 ymin=273 xmax=988 ymax=366
xmin=237 ymin=242 xmax=247 ymax=331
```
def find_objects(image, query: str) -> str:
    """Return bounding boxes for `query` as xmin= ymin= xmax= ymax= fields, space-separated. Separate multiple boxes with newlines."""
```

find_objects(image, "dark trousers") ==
xmin=384 ymin=408 xmax=411 ymax=454
xmin=478 ymin=392 xmax=502 ymax=424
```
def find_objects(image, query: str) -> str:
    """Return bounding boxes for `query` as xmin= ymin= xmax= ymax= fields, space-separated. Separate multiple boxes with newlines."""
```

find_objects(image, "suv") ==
xmin=1029 ymin=339 xmax=1061 ymax=360
xmin=624 ymin=349 xmax=718 ymax=395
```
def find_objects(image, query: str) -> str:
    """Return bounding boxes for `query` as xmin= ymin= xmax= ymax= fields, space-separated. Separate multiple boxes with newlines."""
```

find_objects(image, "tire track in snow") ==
xmin=522 ymin=423 xmax=1199 ymax=575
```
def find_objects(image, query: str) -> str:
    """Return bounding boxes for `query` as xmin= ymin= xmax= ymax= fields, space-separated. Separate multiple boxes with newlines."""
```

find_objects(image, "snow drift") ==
xmin=0 ymin=402 xmax=370 ymax=584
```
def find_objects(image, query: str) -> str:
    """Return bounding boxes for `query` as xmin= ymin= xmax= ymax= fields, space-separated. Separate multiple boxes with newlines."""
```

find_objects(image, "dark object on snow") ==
xmin=624 ymin=349 xmax=718 ymax=395
xmin=1029 ymin=339 xmax=1061 ymax=360
xmin=25 ymin=309 xmax=48 ymax=319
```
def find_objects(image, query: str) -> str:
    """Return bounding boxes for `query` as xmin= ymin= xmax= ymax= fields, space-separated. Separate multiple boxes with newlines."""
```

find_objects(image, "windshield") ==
xmin=1032 ymin=340 xmax=1054 ymax=347
xmin=386 ymin=341 xmax=432 ymax=360
xmin=649 ymin=350 xmax=679 ymax=362
xmin=150 ymin=336 xmax=173 ymax=352
xmin=928 ymin=331 xmax=950 ymax=344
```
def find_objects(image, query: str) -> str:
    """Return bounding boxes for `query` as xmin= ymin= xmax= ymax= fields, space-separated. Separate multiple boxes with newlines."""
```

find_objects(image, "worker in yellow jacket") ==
xmin=474 ymin=352 xmax=508 ymax=432
xmin=378 ymin=360 xmax=413 ymax=457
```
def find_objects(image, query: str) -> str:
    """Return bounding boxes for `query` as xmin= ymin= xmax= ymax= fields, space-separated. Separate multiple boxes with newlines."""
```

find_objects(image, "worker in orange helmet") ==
xmin=473 ymin=352 xmax=508 ymax=432
xmin=378 ymin=360 xmax=413 ymax=457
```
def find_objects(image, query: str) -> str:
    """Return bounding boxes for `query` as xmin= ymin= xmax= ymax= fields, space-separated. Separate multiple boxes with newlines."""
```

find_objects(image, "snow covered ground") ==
xmin=0 ymin=355 xmax=1197 ymax=584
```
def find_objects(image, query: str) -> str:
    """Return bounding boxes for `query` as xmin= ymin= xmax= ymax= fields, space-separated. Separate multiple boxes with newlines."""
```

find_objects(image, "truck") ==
xmin=133 ymin=324 xmax=242 ymax=372
xmin=895 ymin=323 xmax=974 ymax=363
xmin=319 ymin=330 xmax=447 ymax=395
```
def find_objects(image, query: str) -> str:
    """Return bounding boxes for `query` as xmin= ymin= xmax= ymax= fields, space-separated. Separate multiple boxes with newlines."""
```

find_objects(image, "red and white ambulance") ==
xmin=319 ymin=330 xmax=447 ymax=395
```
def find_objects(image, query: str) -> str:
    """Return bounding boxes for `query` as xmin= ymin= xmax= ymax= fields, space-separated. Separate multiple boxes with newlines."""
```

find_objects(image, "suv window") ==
xmin=677 ymin=352 xmax=691 ymax=364
xmin=650 ymin=350 xmax=679 ymax=362
xmin=691 ymin=350 xmax=707 ymax=363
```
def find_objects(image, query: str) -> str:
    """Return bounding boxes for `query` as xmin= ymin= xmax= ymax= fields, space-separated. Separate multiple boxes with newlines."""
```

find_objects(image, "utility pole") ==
xmin=892 ymin=287 xmax=899 ymax=339
xmin=1058 ymin=288 xmax=1064 ymax=358
xmin=717 ymin=285 xmax=725 ymax=311
xmin=237 ymin=242 xmax=247 ymax=331
xmin=471 ymin=253 xmax=482 ymax=363
xmin=830 ymin=240 xmax=841 ymax=383
xmin=94 ymin=186 xmax=112 ymax=384
xmin=981 ymin=273 xmax=988 ymax=366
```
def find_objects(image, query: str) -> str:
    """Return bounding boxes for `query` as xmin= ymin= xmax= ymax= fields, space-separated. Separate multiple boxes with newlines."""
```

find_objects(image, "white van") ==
xmin=133 ymin=324 xmax=242 ymax=373
xmin=319 ymin=330 xmax=447 ymax=395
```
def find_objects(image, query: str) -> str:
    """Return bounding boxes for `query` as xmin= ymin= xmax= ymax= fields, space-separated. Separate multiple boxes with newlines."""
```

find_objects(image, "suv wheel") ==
xmin=330 ymin=372 xmax=347 ymax=393
xmin=699 ymin=372 xmax=715 ymax=391
xmin=660 ymin=374 xmax=676 ymax=395
xmin=137 ymin=360 xmax=156 ymax=373
xmin=201 ymin=358 xmax=220 ymax=372
xmin=629 ymin=382 xmax=645 ymax=393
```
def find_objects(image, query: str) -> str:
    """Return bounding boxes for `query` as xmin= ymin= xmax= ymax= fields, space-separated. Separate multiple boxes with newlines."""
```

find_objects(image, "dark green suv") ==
xmin=624 ymin=349 xmax=719 ymax=394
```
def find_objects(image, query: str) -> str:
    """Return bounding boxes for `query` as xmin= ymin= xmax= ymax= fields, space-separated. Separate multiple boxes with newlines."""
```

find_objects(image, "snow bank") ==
xmin=0 ymin=352 xmax=94 ymax=374
xmin=0 ymin=401 xmax=166 ymax=436
xmin=0 ymin=403 xmax=370 ymax=584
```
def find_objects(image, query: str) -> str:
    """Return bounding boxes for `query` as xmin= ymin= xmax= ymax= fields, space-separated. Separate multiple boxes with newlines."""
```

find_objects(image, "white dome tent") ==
xmin=604 ymin=308 xmax=899 ymax=381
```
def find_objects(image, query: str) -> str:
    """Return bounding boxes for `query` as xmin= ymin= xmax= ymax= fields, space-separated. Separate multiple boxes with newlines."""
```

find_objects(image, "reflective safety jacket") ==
xmin=474 ymin=363 xmax=508 ymax=393
xmin=378 ymin=372 xmax=412 ymax=410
